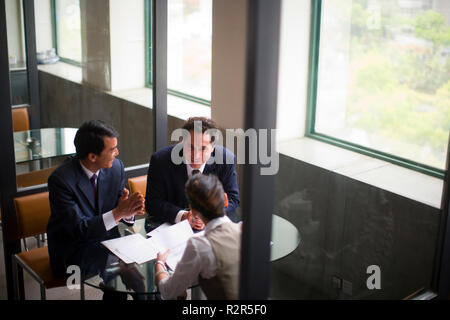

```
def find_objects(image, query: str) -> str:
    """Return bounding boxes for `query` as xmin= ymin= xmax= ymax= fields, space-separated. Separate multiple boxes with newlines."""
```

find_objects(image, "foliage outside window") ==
xmin=52 ymin=0 xmax=81 ymax=66
xmin=146 ymin=0 xmax=212 ymax=106
xmin=309 ymin=0 xmax=450 ymax=178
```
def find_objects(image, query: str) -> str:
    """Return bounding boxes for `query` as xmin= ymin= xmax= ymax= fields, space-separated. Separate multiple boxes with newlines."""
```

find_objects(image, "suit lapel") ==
xmin=75 ymin=163 xmax=97 ymax=213
xmin=174 ymin=162 xmax=188 ymax=207
xmin=203 ymin=163 xmax=215 ymax=175
xmin=97 ymin=169 xmax=107 ymax=214
xmin=175 ymin=162 xmax=188 ymax=185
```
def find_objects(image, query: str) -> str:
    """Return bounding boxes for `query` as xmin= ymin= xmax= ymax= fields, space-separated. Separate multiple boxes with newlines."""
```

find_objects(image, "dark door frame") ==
xmin=239 ymin=0 xmax=281 ymax=299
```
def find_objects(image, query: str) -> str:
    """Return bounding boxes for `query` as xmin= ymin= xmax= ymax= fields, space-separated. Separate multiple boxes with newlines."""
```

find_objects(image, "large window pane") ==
xmin=315 ymin=0 xmax=450 ymax=170
xmin=55 ymin=0 xmax=81 ymax=63
xmin=167 ymin=0 xmax=212 ymax=101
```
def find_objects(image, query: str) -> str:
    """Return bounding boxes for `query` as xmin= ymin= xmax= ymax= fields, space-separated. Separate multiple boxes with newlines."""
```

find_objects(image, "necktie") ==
xmin=192 ymin=169 xmax=201 ymax=176
xmin=90 ymin=173 xmax=97 ymax=201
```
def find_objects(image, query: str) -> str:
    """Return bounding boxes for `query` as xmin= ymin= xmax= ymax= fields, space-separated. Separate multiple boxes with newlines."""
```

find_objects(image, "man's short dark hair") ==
xmin=74 ymin=120 xmax=119 ymax=159
xmin=182 ymin=117 xmax=219 ymax=143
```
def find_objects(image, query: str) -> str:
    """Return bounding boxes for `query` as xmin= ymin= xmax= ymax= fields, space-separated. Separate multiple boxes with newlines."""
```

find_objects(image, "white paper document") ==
xmin=146 ymin=222 xmax=171 ymax=237
xmin=101 ymin=233 xmax=159 ymax=265
xmin=102 ymin=220 xmax=199 ymax=268
xmin=150 ymin=220 xmax=193 ymax=250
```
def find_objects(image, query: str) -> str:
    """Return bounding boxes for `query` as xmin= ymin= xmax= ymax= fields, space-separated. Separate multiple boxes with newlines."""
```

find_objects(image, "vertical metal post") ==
xmin=152 ymin=0 xmax=168 ymax=151
xmin=434 ymin=134 xmax=450 ymax=299
xmin=239 ymin=0 xmax=281 ymax=299
xmin=0 ymin=0 xmax=22 ymax=300
xmin=22 ymin=0 xmax=41 ymax=129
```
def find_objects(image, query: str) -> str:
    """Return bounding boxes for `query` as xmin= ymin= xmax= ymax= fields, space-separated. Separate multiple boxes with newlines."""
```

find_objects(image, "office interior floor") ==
xmin=0 ymin=226 xmax=198 ymax=300
xmin=0 ymin=227 xmax=104 ymax=300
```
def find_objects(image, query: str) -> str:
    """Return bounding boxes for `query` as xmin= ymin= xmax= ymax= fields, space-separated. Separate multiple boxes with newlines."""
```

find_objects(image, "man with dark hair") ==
xmin=146 ymin=117 xmax=240 ymax=231
xmin=47 ymin=120 xmax=145 ymax=276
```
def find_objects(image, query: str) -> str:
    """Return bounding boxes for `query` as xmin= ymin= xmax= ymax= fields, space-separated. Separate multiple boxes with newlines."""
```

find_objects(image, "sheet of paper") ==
xmin=101 ymin=234 xmax=144 ymax=264
xmin=126 ymin=238 xmax=160 ymax=265
xmin=165 ymin=242 xmax=186 ymax=271
xmin=150 ymin=219 xmax=194 ymax=251
xmin=146 ymin=222 xmax=171 ymax=237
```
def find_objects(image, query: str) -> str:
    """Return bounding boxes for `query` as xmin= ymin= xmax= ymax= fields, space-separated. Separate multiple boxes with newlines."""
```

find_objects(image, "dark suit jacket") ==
xmin=145 ymin=144 xmax=240 ymax=224
xmin=46 ymin=155 xmax=125 ymax=276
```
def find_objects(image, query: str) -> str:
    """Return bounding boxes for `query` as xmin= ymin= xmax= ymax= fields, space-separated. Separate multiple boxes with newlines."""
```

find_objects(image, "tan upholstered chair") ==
xmin=13 ymin=192 xmax=84 ymax=300
xmin=128 ymin=175 xmax=147 ymax=197
xmin=12 ymin=106 xmax=30 ymax=132
xmin=16 ymin=167 xmax=57 ymax=189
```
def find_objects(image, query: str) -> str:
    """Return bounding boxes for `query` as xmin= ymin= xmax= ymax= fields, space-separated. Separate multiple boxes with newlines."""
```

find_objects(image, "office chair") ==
xmin=12 ymin=106 xmax=30 ymax=132
xmin=12 ymin=191 xmax=85 ymax=300
xmin=128 ymin=175 xmax=147 ymax=197
xmin=16 ymin=166 xmax=57 ymax=189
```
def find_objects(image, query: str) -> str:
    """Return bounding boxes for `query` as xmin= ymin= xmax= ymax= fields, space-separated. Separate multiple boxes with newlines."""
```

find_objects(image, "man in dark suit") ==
xmin=145 ymin=117 xmax=240 ymax=231
xmin=47 ymin=120 xmax=145 ymax=277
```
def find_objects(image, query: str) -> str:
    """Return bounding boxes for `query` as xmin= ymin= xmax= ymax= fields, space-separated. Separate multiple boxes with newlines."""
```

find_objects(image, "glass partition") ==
xmin=270 ymin=0 xmax=444 ymax=300
xmin=6 ymin=0 xmax=29 ymax=106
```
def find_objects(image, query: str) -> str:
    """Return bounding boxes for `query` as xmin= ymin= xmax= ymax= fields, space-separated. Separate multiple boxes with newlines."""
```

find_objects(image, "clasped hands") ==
xmin=112 ymin=188 xmax=145 ymax=223
xmin=181 ymin=210 xmax=205 ymax=231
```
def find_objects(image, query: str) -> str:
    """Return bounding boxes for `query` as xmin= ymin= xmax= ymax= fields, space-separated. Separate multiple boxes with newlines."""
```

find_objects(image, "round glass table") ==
xmin=83 ymin=214 xmax=301 ymax=298
xmin=14 ymin=127 xmax=77 ymax=164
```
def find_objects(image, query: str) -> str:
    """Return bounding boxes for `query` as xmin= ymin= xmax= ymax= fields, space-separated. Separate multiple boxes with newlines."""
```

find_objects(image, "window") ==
xmin=146 ymin=0 xmax=212 ymax=106
xmin=308 ymin=0 xmax=450 ymax=178
xmin=52 ymin=0 xmax=81 ymax=66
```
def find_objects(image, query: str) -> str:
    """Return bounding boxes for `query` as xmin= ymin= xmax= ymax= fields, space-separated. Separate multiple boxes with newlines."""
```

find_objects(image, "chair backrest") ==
xmin=12 ymin=106 xmax=30 ymax=132
xmin=128 ymin=175 xmax=147 ymax=196
xmin=14 ymin=191 xmax=51 ymax=239
xmin=16 ymin=167 xmax=57 ymax=189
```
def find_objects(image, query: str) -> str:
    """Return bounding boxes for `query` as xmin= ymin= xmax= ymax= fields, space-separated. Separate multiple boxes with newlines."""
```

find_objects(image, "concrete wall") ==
xmin=38 ymin=70 xmax=153 ymax=167
xmin=271 ymin=153 xmax=440 ymax=299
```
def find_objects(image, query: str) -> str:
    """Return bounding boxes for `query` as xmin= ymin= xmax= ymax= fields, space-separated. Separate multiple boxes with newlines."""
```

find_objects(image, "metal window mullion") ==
xmin=0 ymin=0 xmax=22 ymax=300
xmin=152 ymin=0 xmax=168 ymax=152
xmin=23 ymin=0 xmax=41 ymax=129
xmin=306 ymin=0 xmax=321 ymax=135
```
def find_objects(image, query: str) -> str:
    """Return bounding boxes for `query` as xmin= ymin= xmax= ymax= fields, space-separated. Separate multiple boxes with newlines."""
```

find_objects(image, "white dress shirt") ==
xmin=158 ymin=215 xmax=234 ymax=300
xmin=174 ymin=163 xmax=207 ymax=223
xmin=79 ymin=162 xmax=117 ymax=231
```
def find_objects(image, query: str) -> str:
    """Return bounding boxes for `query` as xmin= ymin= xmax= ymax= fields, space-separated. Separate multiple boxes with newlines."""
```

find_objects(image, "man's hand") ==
xmin=112 ymin=188 xmax=145 ymax=223
xmin=182 ymin=210 xmax=205 ymax=231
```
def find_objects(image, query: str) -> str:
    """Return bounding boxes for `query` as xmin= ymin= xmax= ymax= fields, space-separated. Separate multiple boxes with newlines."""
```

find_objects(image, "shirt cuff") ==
xmin=122 ymin=217 xmax=135 ymax=224
xmin=103 ymin=210 xmax=118 ymax=231
xmin=175 ymin=210 xmax=188 ymax=224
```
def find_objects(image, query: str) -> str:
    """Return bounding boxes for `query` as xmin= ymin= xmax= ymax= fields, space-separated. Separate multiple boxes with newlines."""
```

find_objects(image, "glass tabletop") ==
xmin=271 ymin=214 xmax=301 ymax=262
xmin=14 ymin=127 xmax=77 ymax=163
xmin=82 ymin=219 xmax=169 ymax=297
xmin=83 ymin=214 xmax=301 ymax=296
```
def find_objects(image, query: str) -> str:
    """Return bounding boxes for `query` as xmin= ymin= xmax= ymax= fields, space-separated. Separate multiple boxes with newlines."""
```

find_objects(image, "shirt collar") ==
xmin=186 ymin=163 xmax=206 ymax=177
xmin=79 ymin=161 xmax=100 ymax=180
xmin=205 ymin=215 xmax=231 ymax=234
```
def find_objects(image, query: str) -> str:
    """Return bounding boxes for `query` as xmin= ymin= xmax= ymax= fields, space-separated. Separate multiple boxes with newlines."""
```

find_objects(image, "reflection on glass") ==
xmin=55 ymin=0 xmax=81 ymax=63
xmin=6 ymin=0 xmax=29 ymax=105
xmin=14 ymin=128 xmax=77 ymax=188
xmin=168 ymin=0 xmax=212 ymax=101
xmin=14 ymin=128 xmax=77 ymax=164
xmin=315 ymin=0 xmax=450 ymax=170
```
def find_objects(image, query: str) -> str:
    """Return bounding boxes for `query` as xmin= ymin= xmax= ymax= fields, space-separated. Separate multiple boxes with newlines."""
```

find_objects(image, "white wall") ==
xmin=5 ymin=0 xmax=25 ymax=62
xmin=109 ymin=0 xmax=146 ymax=91
xmin=34 ymin=0 xmax=53 ymax=52
xmin=276 ymin=0 xmax=311 ymax=142
xmin=211 ymin=0 xmax=248 ymax=130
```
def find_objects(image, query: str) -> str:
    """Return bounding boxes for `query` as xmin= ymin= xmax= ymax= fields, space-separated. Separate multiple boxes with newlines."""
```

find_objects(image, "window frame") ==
xmin=51 ymin=0 xmax=82 ymax=67
xmin=306 ymin=0 xmax=446 ymax=179
xmin=144 ymin=0 xmax=211 ymax=107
